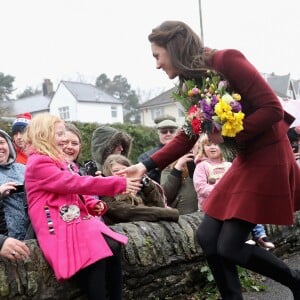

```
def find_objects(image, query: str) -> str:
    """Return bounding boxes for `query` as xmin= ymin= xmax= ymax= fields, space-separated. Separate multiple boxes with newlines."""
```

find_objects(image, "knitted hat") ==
xmin=12 ymin=112 xmax=32 ymax=135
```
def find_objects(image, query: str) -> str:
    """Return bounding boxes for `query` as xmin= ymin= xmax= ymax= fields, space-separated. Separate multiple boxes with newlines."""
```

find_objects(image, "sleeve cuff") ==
xmin=0 ymin=235 xmax=8 ymax=250
xmin=142 ymin=158 xmax=156 ymax=172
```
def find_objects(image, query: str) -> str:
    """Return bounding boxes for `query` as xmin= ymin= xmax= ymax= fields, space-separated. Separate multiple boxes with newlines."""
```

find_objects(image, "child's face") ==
xmin=203 ymin=142 xmax=222 ymax=159
xmin=110 ymin=162 xmax=127 ymax=177
xmin=54 ymin=122 xmax=67 ymax=151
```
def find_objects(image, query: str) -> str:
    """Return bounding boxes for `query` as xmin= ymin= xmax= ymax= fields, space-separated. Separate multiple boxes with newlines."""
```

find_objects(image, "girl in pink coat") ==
xmin=24 ymin=113 xmax=141 ymax=300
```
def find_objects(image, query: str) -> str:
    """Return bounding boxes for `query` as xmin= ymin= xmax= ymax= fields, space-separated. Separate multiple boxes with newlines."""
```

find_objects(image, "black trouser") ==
xmin=197 ymin=214 xmax=300 ymax=299
xmin=75 ymin=236 xmax=123 ymax=300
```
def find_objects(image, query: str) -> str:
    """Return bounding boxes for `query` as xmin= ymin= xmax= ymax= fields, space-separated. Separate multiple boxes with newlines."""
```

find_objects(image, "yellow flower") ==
xmin=215 ymin=100 xmax=232 ymax=121
xmin=232 ymin=93 xmax=241 ymax=101
xmin=221 ymin=112 xmax=244 ymax=137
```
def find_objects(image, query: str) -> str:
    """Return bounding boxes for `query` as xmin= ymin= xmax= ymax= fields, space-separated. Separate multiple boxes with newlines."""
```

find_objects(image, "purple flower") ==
xmin=200 ymin=99 xmax=214 ymax=119
xmin=218 ymin=80 xmax=228 ymax=89
xmin=211 ymin=95 xmax=218 ymax=107
xmin=230 ymin=101 xmax=242 ymax=112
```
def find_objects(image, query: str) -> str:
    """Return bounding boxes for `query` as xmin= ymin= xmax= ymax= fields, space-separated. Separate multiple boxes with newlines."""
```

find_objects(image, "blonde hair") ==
xmin=195 ymin=133 xmax=225 ymax=162
xmin=25 ymin=113 xmax=64 ymax=160
xmin=102 ymin=154 xmax=131 ymax=176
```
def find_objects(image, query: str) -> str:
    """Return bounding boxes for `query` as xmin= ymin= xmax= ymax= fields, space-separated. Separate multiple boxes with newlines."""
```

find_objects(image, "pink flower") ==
xmin=192 ymin=87 xmax=200 ymax=95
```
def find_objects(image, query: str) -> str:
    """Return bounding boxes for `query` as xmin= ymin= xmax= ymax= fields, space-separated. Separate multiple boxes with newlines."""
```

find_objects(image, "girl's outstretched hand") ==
xmin=125 ymin=177 xmax=143 ymax=194
xmin=116 ymin=162 xmax=147 ymax=179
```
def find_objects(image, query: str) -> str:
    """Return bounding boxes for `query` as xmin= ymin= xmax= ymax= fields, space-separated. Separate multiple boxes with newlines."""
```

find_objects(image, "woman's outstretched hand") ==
xmin=116 ymin=162 xmax=147 ymax=179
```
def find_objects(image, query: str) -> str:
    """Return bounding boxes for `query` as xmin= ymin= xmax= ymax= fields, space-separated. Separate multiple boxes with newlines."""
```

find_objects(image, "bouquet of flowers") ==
xmin=172 ymin=70 xmax=245 ymax=139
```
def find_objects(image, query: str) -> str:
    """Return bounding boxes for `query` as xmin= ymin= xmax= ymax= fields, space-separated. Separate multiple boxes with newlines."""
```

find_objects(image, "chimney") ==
xmin=42 ymin=79 xmax=53 ymax=96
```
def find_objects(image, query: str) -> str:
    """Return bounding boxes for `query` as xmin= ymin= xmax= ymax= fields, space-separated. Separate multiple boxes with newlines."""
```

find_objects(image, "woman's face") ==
xmin=0 ymin=136 xmax=9 ymax=165
xmin=203 ymin=142 xmax=222 ymax=160
xmin=54 ymin=122 xmax=67 ymax=151
xmin=151 ymin=43 xmax=178 ymax=79
xmin=63 ymin=131 xmax=81 ymax=162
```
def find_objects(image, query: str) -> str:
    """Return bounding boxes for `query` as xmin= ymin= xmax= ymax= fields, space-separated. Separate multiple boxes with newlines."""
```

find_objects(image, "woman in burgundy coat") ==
xmin=119 ymin=21 xmax=300 ymax=299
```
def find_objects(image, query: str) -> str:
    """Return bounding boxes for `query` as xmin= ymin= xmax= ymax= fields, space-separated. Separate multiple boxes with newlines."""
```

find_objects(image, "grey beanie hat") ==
xmin=0 ymin=129 xmax=16 ymax=164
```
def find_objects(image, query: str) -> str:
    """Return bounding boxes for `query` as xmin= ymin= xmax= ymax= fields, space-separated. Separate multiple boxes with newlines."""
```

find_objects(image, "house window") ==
xmin=111 ymin=106 xmax=118 ymax=118
xmin=58 ymin=106 xmax=70 ymax=120
xmin=151 ymin=107 xmax=164 ymax=120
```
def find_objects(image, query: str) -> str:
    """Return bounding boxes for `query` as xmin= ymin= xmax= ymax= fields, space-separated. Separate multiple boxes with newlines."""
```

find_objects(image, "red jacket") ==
xmin=150 ymin=49 xmax=300 ymax=225
xmin=15 ymin=145 xmax=28 ymax=165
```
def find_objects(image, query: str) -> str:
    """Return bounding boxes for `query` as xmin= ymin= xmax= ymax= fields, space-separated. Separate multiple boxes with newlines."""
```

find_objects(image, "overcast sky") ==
xmin=2 ymin=0 xmax=300 ymax=98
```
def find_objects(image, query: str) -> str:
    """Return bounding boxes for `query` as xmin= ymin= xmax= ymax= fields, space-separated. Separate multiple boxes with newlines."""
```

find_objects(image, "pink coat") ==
xmin=193 ymin=160 xmax=232 ymax=207
xmin=25 ymin=153 xmax=128 ymax=281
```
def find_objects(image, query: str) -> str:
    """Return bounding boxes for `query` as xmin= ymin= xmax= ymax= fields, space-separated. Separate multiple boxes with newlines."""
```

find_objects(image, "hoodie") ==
xmin=91 ymin=126 xmax=132 ymax=170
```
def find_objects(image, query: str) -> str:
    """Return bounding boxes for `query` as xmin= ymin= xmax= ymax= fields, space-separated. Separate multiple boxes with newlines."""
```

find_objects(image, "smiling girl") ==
xmin=24 ymin=113 xmax=141 ymax=299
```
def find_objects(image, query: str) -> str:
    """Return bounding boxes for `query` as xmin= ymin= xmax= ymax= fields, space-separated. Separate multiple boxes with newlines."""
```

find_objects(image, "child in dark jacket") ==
xmin=102 ymin=154 xmax=179 ymax=225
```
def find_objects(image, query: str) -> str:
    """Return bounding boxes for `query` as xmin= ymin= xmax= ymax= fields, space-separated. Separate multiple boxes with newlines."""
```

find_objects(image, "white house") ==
xmin=49 ymin=81 xmax=124 ymax=123
xmin=1 ymin=79 xmax=53 ymax=121
xmin=139 ymin=87 xmax=185 ymax=127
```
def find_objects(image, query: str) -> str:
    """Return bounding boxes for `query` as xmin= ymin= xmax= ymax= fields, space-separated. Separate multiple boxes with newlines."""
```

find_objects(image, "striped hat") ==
xmin=12 ymin=112 xmax=32 ymax=135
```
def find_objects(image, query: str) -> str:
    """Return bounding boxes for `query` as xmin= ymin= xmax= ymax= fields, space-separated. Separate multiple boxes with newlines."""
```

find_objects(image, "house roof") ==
xmin=267 ymin=73 xmax=291 ymax=98
xmin=139 ymin=87 xmax=176 ymax=108
xmin=5 ymin=94 xmax=50 ymax=117
xmin=60 ymin=81 xmax=123 ymax=104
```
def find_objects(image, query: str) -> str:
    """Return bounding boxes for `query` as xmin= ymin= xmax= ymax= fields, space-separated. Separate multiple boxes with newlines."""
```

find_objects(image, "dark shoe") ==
xmin=256 ymin=235 xmax=275 ymax=249
xmin=243 ymin=247 xmax=300 ymax=296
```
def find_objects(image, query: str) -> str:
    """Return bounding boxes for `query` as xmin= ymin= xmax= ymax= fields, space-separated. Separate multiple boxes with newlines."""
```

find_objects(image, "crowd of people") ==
xmin=0 ymin=19 xmax=300 ymax=300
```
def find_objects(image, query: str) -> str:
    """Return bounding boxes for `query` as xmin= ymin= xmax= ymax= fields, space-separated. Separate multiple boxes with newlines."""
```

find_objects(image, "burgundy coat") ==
xmin=149 ymin=49 xmax=300 ymax=225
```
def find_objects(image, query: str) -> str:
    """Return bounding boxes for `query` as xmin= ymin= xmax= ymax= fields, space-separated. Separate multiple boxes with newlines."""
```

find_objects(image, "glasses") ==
xmin=159 ymin=128 xmax=177 ymax=134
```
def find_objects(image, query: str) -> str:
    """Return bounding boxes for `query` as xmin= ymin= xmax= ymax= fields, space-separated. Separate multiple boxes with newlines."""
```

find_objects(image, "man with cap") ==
xmin=138 ymin=117 xmax=178 ymax=183
xmin=11 ymin=113 xmax=32 ymax=164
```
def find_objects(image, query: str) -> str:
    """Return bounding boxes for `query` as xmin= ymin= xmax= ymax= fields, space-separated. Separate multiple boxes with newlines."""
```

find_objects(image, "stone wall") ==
xmin=0 ymin=211 xmax=299 ymax=300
